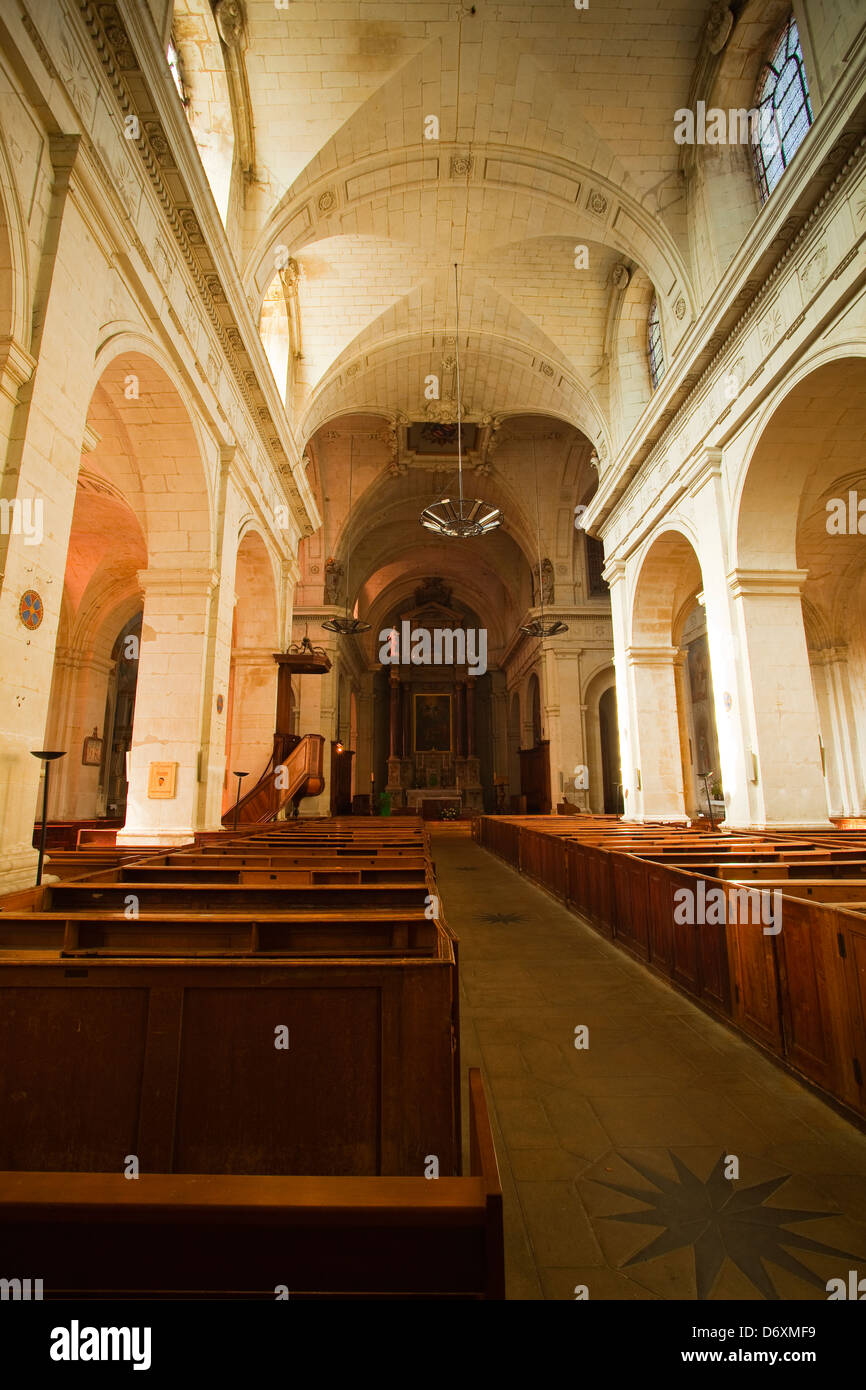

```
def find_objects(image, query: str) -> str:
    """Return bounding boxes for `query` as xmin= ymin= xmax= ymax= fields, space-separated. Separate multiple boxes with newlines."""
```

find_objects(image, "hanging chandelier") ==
xmin=322 ymin=434 xmax=371 ymax=635
xmin=419 ymin=263 xmax=502 ymax=538
xmin=520 ymin=439 xmax=567 ymax=638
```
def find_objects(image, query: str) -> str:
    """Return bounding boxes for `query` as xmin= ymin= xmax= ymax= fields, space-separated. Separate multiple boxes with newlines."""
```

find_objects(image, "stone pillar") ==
xmin=45 ymin=650 xmax=115 ymax=819
xmin=689 ymin=452 xmax=755 ymax=828
xmin=354 ymin=671 xmax=375 ymax=795
xmin=118 ymin=567 xmax=219 ymax=844
xmin=401 ymin=680 xmax=411 ymax=758
xmin=626 ymin=646 xmax=690 ymax=823
xmin=455 ymin=679 xmax=466 ymax=757
xmin=227 ymin=647 xmax=279 ymax=786
xmin=810 ymin=647 xmax=864 ymax=817
xmin=490 ymin=670 xmax=508 ymax=786
xmin=293 ymin=622 xmax=337 ymax=816
xmin=466 ymin=676 xmax=476 ymax=756
xmin=727 ymin=569 xmax=833 ymax=827
xmin=389 ymin=669 xmax=400 ymax=759
xmin=604 ymin=559 xmax=633 ymax=818
xmin=0 ymin=137 xmax=104 ymax=889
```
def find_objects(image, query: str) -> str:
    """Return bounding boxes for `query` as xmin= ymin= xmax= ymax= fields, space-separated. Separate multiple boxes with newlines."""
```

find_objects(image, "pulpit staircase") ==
xmin=222 ymin=734 xmax=325 ymax=826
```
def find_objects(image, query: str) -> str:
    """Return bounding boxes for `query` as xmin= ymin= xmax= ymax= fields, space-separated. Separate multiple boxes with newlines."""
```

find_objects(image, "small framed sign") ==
xmin=82 ymin=728 xmax=104 ymax=766
xmin=148 ymin=761 xmax=178 ymax=799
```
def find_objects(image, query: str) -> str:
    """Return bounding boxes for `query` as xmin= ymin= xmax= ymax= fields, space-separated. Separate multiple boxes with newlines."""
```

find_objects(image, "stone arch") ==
xmin=0 ymin=128 xmax=30 ymax=349
xmin=610 ymin=268 xmax=655 ymax=450
xmin=734 ymin=353 xmax=866 ymax=817
xmin=583 ymin=664 xmax=620 ymax=814
xmin=629 ymin=528 xmax=713 ymax=820
xmin=87 ymin=338 xmax=214 ymax=567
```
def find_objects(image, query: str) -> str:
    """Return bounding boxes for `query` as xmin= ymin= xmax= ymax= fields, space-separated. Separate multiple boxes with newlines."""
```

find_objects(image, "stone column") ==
xmin=227 ymin=647 xmax=279 ymax=786
xmin=689 ymin=452 xmax=755 ymax=828
xmin=727 ymin=568 xmax=832 ymax=828
xmin=292 ymin=621 xmax=337 ymax=817
xmin=455 ymin=679 xmax=466 ymax=758
xmin=45 ymin=650 xmax=115 ymax=819
xmin=389 ymin=669 xmax=400 ymax=759
xmin=604 ymin=559 xmax=633 ymax=818
xmin=625 ymin=647 xmax=690 ymax=822
xmin=466 ymin=676 xmax=476 ymax=756
xmin=401 ymin=679 xmax=411 ymax=758
xmin=354 ymin=671 xmax=375 ymax=796
xmin=118 ymin=567 xmax=219 ymax=844
xmin=810 ymin=647 xmax=864 ymax=816
xmin=386 ymin=669 xmax=402 ymax=802
xmin=0 ymin=137 xmax=104 ymax=889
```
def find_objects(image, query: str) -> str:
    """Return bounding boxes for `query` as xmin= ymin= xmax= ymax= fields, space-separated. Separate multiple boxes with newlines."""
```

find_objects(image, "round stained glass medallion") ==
xmin=19 ymin=590 xmax=43 ymax=630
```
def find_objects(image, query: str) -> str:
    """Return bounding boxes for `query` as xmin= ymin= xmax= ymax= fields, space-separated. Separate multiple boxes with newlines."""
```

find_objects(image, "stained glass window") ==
xmin=167 ymin=37 xmax=187 ymax=105
xmin=752 ymin=16 xmax=813 ymax=203
xmin=647 ymin=296 xmax=665 ymax=390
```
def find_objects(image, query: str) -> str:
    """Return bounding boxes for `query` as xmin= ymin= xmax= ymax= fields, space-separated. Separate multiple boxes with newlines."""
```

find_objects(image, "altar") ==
xmin=382 ymin=578 xmax=486 ymax=815
xmin=406 ymin=789 xmax=461 ymax=812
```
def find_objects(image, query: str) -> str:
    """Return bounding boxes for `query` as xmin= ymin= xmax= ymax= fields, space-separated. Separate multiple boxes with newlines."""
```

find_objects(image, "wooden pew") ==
xmin=475 ymin=813 xmax=866 ymax=1120
xmin=0 ymin=1071 xmax=503 ymax=1300
xmin=0 ymin=943 xmax=460 ymax=1177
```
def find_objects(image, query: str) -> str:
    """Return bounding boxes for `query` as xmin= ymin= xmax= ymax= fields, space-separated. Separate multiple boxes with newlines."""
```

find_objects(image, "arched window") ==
xmin=752 ymin=15 xmax=813 ymax=204
xmin=166 ymin=36 xmax=188 ymax=106
xmin=647 ymin=296 xmax=665 ymax=390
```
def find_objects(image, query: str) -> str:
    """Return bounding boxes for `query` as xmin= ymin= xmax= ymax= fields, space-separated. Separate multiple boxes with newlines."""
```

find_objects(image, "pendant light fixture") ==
xmin=419 ymin=263 xmax=502 ymax=538
xmin=520 ymin=439 xmax=567 ymax=638
xmin=323 ymin=434 xmax=371 ymax=635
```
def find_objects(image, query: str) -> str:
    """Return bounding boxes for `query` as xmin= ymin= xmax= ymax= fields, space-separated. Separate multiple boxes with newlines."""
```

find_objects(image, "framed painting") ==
xmin=414 ymin=693 xmax=452 ymax=752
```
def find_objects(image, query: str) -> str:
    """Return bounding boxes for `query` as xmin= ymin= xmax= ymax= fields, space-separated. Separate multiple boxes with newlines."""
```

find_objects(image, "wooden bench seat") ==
xmin=41 ymin=880 xmax=432 ymax=913
xmin=0 ymin=947 xmax=460 ymax=1177
xmin=0 ymin=910 xmax=442 ymax=957
xmin=0 ymin=1072 xmax=502 ymax=1300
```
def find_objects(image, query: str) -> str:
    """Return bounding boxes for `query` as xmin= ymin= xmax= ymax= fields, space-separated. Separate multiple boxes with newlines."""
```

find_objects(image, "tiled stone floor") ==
xmin=433 ymin=832 xmax=866 ymax=1301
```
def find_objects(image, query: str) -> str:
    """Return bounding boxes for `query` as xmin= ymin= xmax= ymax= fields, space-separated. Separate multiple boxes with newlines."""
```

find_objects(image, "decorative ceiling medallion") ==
xmin=317 ymin=190 xmax=336 ymax=213
xmin=19 ymin=590 xmax=43 ymax=630
xmin=450 ymin=155 xmax=473 ymax=177
xmin=216 ymin=693 xmax=224 ymax=714
xmin=587 ymin=190 xmax=608 ymax=216
xmin=674 ymin=296 xmax=687 ymax=320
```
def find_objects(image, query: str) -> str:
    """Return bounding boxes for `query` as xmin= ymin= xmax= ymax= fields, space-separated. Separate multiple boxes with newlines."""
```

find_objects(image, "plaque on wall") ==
xmin=82 ymin=727 xmax=104 ymax=766
xmin=414 ymin=693 xmax=452 ymax=752
xmin=147 ymin=761 xmax=178 ymax=799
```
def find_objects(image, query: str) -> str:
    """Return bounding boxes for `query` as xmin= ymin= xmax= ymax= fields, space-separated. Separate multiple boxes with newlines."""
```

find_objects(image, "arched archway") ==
xmin=629 ymin=529 xmax=712 ymax=821
xmin=732 ymin=355 xmax=866 ymax=822
xmin=583 ymin=665 xmax=622 ymax=814
xmin=75 ymin=347 xmax=217 ymax=842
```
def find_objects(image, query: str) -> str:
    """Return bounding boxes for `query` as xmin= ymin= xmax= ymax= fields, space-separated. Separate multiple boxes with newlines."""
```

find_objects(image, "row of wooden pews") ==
xmin=0 ymin=817 xmax=505 ymax=1299
xmin=475 ymin=814 xmax=866 ymax=1122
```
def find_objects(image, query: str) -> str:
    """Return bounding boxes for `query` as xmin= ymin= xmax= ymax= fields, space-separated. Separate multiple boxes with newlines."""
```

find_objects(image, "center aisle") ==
xmin=431 ymin=831 xmax=866 ymax=1301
